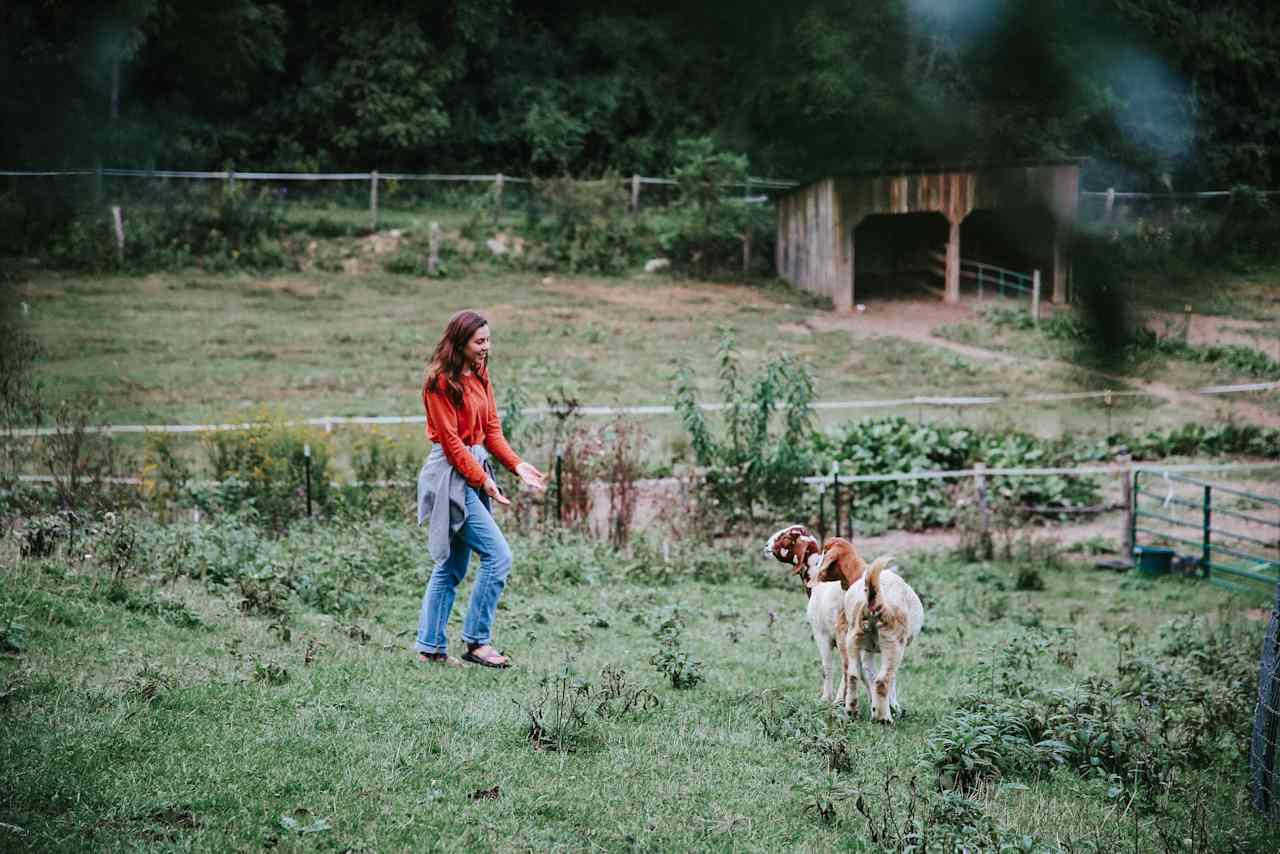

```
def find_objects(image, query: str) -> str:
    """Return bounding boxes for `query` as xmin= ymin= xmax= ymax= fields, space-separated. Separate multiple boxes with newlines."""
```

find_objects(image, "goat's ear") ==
xmin=815 ymin=551 xmax=839 ymax=585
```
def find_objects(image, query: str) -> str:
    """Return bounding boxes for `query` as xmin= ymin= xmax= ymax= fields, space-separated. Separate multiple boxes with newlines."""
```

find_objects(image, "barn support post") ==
xmin=839 ymin=222 xmax=855 ymax=312
xmin=945 ymin=219 xmax=961 ymax=303
xmin=1052 ymin=224 xmax=1069 ymax=303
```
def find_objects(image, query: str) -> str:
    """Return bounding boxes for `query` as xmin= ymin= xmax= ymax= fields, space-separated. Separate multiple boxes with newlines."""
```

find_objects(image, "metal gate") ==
xmin=1131 ymin=470 xmax=1280 ymax=594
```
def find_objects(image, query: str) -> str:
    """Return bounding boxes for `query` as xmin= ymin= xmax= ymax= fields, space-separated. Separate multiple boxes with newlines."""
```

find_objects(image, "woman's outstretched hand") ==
xmin=482 ymin=477 xmax=511 ymax=506
xmin=515 ymin=461 xmax=549 ymax=492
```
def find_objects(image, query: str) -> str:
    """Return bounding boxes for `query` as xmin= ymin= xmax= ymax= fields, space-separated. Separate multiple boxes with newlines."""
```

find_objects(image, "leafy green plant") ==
xmin=525 ymin=174 xmax=650 ymax=274
xmin=520 ymin=667 xmax=596 ymax=752
xmin=654 ymin=137 xmax=772 ymax=278
xmin=650 ymin=619 xmax=705 ymax=689
xmin=674 ymin=329 xmax=815 ymax=530
xmin=198 ymin=411 xmax=332 ymax=529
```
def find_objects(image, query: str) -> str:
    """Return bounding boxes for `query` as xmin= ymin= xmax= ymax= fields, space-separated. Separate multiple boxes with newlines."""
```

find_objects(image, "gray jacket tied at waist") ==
xmin=417 ymin=444 xmax=494 ymax=565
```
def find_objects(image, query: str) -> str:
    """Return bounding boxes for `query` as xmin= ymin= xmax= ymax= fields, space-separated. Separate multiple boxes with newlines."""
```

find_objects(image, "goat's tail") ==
xmin=865 ymin=555 xmax=895 ymax=605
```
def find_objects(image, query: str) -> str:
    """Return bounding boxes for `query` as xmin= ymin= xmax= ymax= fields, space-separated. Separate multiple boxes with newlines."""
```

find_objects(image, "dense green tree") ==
xmin=3 ymin=0 xmax=1280 ymax=187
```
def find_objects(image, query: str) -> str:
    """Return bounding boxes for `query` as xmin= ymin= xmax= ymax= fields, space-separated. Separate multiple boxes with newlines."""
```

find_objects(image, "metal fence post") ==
xmin=833 ymin=464 xmax=841 ymax=540
xmin=1130 ymin=470 xmax=1140 ymax=557
xmin=304 ymin=443 xmax=312 ymax=518
xmin=1203 ymin=484 xmax=1212 ymax=578
xmin=555 ymin=451 xmax=562 ymax=524
xmin=370 ymin=169 xmax=379 ymax=231
xmin=818 ymin=484 xmax=826 ymax=542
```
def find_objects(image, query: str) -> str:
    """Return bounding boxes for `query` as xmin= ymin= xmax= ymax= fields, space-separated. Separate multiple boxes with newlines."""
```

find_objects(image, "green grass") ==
xmin=20 ymin=263 xmax=1258 ymax=462
xmin=2 ymin=520 xmax=1278 ymax=852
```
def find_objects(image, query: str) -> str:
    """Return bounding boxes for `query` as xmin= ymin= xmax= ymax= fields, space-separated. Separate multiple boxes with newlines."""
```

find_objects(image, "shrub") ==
xmin=335 ymin=428 xmax=418 ymax=521
xmin=674 ymin=329 xmax=816 ymax=531
xmin=37 ymin=397 xmax=137 ymax=513
xmin=654 ymin=137 xmax=773 ymax=278
xmin=197 ymin=413 xmax=331 ymax=529
xmin=44 ymin=181 xmax=292 ymax=273
xmin=525 ymin=174 xmax=651 ymax=275
xmin=141 ymin=433 xmax=194 ymax=521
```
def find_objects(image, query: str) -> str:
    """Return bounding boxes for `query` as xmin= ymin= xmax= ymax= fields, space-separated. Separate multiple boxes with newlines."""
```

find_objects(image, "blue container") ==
xmin=1134 ymin=545 xmax=1175 ymax=576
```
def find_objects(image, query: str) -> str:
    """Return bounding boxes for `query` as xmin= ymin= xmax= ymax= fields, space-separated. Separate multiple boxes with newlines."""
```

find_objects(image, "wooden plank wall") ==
xmin=778 ymin=163 xmax=1080 ymax=308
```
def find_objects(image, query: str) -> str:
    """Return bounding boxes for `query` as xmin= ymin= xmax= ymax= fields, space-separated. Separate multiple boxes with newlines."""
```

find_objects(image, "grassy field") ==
xmin=13 ymin=259 xmax=1280 ymax=481
xmin=2 ymin=518 xmax=1278 ymax=853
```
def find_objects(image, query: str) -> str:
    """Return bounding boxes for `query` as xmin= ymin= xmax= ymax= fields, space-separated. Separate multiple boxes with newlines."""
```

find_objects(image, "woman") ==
xmin=415 ymin=310 xmax=546 ymax=668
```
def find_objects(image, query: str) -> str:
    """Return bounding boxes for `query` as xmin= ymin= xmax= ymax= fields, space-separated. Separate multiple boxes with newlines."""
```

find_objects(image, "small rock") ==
xmin=856 ymin=304 xmax=866 ymax=313
xmin=644 ymin=258 xmax=670 ymax=274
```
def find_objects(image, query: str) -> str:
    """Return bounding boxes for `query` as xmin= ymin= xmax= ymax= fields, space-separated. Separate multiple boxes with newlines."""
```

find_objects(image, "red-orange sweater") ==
xmin=424 ymin=371 xmax=522 ymax=488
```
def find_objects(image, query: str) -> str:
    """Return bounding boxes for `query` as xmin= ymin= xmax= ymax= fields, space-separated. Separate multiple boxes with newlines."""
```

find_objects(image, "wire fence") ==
xmin=0 ymin=167 xmax=794 ymax=233
xmin=5 ymin=381 xmax=1278 ymax=438
xmin=1254 ymin=581 xmax=1280 ymax=822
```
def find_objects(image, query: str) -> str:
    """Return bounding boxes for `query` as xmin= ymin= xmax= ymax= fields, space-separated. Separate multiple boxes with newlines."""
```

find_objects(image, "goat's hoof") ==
xmin=873 ymin=716 xmax=894 ymax=726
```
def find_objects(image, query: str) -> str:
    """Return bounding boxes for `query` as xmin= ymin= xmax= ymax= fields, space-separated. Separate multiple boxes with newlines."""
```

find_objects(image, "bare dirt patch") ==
xmin=540 ymin=279 xmax=778 ymax=318
xmin=808 ymin=296 xmax=1280 ymax=427
xmin=249 ymin=278 xmax=323 ymax=299
xmin=1146 ymin=311 xmax=1277 ymax=350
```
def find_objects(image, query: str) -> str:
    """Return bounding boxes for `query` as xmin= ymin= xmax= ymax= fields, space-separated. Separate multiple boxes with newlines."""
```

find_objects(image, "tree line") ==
xmin=3 ymin=0 xmax=1280 ymax=188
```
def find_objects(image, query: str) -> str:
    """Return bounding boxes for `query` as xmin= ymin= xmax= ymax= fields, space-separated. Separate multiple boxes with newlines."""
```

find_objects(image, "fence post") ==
xmin=818 ymin=484 xmax=826 ymax=542
xmin=1129 ymin=469 xmax=1140 ymax=557
xmin=370 ymin=170 xmax=379 ymax=232
xmin=95 ymin=163 xmax=103 ymax=203
xmin=743 ymin=227 xmax=752 ymax=277
xmin=631 ymin=174 xmax=641 ymax=213
xmin=975 ymin=462 xmax=989 ymax=539
xmin=110 ymin=205 xmax=125 ymax=264
xmin=1031 ymin=269 xmax=1041 ymax=327
xmin=493 ymin=173 xmax=504 ymax=225
xmin=1104 ymin=187 xmax=1116 ymax=224
xmin=1120 ymin=457 xmax=1133 ymax=558
xmin=1203 ymin=484 xmax=1212 ymax=578
xmin=832 ymin=464 xmax=841 ymax=541
xmin=555 ymin=451 xmax=562 ymax=524
xmin=304 ymin=443 xmax=313 ymax=518
xmin=427 ymin=221 xmax=440 ymax=275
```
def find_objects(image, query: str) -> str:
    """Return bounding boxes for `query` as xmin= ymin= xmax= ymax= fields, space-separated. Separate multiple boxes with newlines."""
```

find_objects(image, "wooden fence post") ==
xmin=1031 ymin=269 xmax=1041 ymax=327
xmin=493 ymin=173 xmax=504 ymax=225
xmin=110 ymin=205 xmax=124 ymax=264
xmin=427 ymin=221 xmax=440 ymax=276
xmin=1119 ymin=456 xmax=1133 ymax=558
xmin=370 ymin=170 xmax=379 ymax=232
xmin=631 ymin=174 xmax=641 ymax=213
xmin=743 ymin=228 xmax=752 ymax=277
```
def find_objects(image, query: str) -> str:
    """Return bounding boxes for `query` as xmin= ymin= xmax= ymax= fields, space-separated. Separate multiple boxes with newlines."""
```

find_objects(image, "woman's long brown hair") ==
xmin=423 ymin=310 xmax=489 ymax=406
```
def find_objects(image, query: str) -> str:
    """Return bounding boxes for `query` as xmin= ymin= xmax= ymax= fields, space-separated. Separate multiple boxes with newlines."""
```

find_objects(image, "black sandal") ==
xmin=461 ymin=644 xmax=511 ymax=669
xmin=418 ymin=651 xmax=462 ymax=666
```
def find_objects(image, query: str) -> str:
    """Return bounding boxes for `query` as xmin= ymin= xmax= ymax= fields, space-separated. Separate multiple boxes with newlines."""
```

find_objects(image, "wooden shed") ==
xmin=775 ymin=160 xmax=1081 ymax=311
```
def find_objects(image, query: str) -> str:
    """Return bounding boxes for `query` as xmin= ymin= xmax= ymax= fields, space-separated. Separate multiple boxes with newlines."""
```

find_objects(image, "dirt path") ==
xmin=807 ymin=300 xmax=1280 ymax=428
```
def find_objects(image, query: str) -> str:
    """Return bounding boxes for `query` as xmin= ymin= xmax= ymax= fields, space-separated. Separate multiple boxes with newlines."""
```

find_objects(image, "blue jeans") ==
xmin=415 ymin=487 xmax=512 ymax=655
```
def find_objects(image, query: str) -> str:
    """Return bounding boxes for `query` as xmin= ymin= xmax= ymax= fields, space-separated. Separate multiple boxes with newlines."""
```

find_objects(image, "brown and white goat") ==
xmin=817 ymin=549 xmax=923 ymax=724
xmin=763 ymin=527 xmax=866 ymax=703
